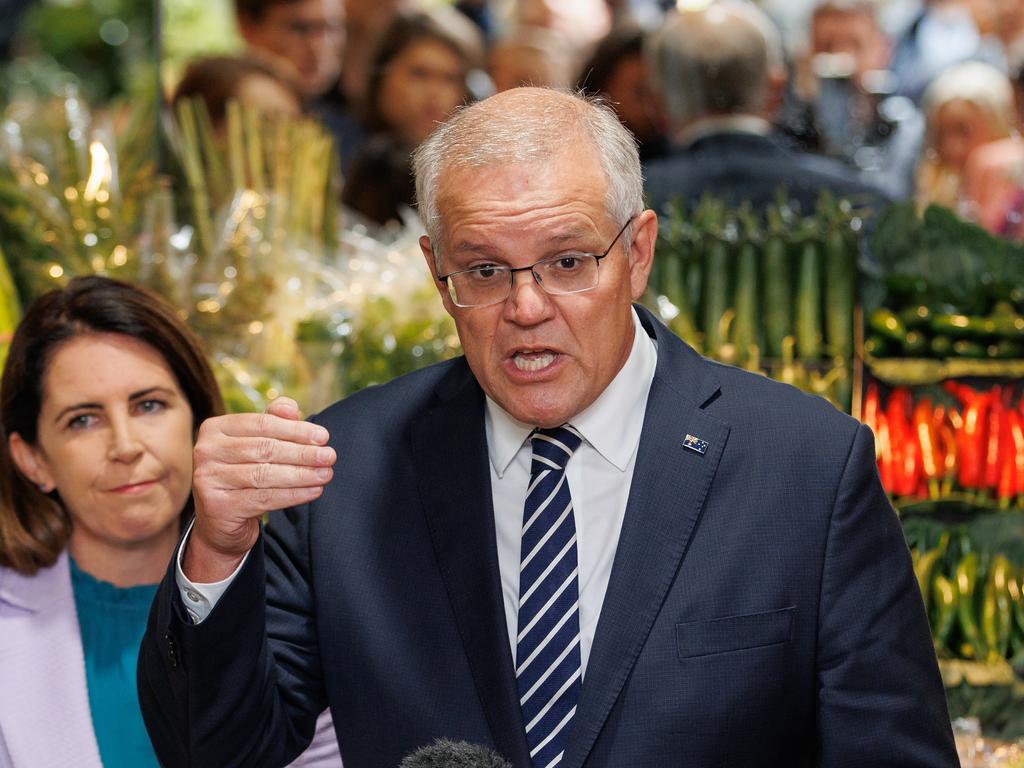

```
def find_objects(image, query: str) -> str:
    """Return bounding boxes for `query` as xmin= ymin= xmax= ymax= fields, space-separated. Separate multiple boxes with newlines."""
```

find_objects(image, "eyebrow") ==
xmin=52 ymin=386 xmax=177 ymax=425
xmin=450 ymin=229 xmax=596 ymax=258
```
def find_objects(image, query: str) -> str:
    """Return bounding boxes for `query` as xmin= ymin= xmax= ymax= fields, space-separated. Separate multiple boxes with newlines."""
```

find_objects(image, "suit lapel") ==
xmin=411 ymin=362 xmax=532 ymax=768
xmin=562 ymin=309 xmax=730 ymax=768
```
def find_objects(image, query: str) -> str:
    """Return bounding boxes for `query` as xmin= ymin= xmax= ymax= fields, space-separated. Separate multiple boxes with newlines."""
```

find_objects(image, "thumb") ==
xmin=265 ymin=396 xmax=301 ymax=421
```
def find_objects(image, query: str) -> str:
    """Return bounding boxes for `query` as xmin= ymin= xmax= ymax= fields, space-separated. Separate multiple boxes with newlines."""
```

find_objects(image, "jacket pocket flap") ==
xmin=676 ymin=606 xmax=795 ymax=659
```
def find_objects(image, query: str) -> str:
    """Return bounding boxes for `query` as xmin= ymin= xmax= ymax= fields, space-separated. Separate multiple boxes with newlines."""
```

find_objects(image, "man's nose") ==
xmin=504 ymin=268 xmax=552 ymax=323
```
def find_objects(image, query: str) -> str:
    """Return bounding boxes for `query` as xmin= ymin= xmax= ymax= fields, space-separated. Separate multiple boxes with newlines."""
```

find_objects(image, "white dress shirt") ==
xmin=486 ymin=308 xmax=656 ymax=674
xmin=178 ymin=310 xmax=657 ymax=679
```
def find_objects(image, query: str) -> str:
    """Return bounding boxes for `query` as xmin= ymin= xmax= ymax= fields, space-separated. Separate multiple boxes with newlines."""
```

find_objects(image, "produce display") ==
xmin=651 ymin=193 xmax=860 ymax=410
xmin=866 ymin=203 xmax=1024 ymax=380
xmin=911 ymin=535 xmax=1024 ymax=666
xmin=862 ymin=381 xmax=1024 ymax=507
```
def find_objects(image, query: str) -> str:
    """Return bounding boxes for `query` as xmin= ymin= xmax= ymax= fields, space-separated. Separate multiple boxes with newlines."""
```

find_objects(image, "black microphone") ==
xmin=398 ymin=739 xmax=513 ymax=768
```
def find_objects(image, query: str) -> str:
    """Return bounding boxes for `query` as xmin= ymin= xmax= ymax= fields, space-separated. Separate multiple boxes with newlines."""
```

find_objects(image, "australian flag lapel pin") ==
xmin=682 ymin=433 xmax=709 ymax=455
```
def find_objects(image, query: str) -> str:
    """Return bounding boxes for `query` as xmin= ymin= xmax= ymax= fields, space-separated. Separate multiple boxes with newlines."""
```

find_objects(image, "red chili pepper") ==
xmin=876 ymin=412 xmax=894 ymax=493
xmin=943 ymin=381 xmax=977 ymax=405
xmin=887 ymin=388 xmax=916 ymax=497
xmin=1008 ymin=411 xmax=1024 ymax=499
xmin=984 ymin=389 xmax=1004 ymax=492
xmin=958 ymin=391 xmax=990 ymax=491
xmin=862 ymin=381 xmax=880 ymax=453
xmin=998 ymin=409 xmax=1018 ymax=508
xmin=915 ymin=398 xmax=941 ymax=499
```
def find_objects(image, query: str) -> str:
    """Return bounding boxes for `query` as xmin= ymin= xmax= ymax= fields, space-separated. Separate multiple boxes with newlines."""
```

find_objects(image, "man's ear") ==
xmin=420 ymin=235 xmax=455 ymax=315
xmin=627 ymin=209 xmax=658 ymax=301
xmin=8 ymin=432 xmax=55 ymax=493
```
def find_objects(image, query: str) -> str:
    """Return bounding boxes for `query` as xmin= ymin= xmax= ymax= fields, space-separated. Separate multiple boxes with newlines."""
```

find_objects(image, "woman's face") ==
xmin=934 ymin=99 xmax=993 ymax=171
xmin=377 ymin=38 xmax=465 ymax=146
xmin=12 ymin=333 xmax=194 ymax=557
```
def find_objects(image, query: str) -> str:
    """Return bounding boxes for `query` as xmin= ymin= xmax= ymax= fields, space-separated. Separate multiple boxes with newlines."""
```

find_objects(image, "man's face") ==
xmin=239 ymin=0 xmax=344 ymax=97
xmin=420 ymin=145 xmax=656 ymax=428
xmin=811 ymin=9 xmax=888 ymax=80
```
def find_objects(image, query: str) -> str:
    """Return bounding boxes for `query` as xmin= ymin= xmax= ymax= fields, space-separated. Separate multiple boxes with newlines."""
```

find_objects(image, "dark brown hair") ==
xmin=363 ymin=8 xmax=482 ymax=135
xmin=233 ymin=0 xmax=302 ymax=22
xmin=171 ymin=55 xmax=303 ymax=128
xmin=0 ymin=276 xmax=225 ymax=575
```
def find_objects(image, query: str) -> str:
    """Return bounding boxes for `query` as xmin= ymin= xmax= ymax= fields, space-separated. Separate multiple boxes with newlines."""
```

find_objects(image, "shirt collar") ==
xmin=674 ymin=115 xmax=773 ymax=149
xmin=485 ymin=307 xmax=658 ymax=477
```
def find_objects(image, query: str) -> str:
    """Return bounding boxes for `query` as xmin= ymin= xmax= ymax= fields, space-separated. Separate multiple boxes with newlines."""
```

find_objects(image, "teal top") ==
xmin=69 ymin=557 xmax=160 ymax=768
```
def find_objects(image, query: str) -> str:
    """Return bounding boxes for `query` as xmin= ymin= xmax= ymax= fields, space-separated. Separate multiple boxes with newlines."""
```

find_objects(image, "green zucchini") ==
xmin=795 ymin=240 xmax=822 ymax=360
xmin=823 ymin=227 xmax=853 ymax=359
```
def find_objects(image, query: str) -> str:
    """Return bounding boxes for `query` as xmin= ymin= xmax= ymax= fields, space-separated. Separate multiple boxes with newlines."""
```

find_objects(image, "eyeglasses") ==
xmin=436 ymin=216 xmax=636 ymax=308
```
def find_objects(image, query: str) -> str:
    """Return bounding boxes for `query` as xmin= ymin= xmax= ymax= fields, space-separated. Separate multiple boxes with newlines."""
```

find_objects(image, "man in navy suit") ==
xmin=643 ymin=3 xmax=892 ymax=216
xmin=138 ymin=87 xmax=957 ymax=767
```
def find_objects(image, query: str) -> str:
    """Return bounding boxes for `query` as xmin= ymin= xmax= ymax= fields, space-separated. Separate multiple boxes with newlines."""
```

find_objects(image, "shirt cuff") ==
xmin=175 ymin=518 xmax=250 ymax=624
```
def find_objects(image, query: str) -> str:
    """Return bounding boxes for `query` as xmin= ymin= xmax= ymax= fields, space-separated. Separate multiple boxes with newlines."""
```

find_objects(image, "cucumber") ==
xmin=952 ymin=339 xmax=987 ymax=358
xmin=733 ymin=240 xmax=758 ymax=366
xmin=763 ymin=208 xmax=791 ymax=358
xmin=899 ymin=305 xmax=932 ymax=329
xmin=823 ymin=227 xmax=853 ymax=359
xmin=902 ymin=330 xmax=927 ymax=356
xmin=931 ymin=313 xmax=994 ymax=338
xmin=701 ymin=203 xmax=730 ymax=358
xmin=868 ymin=308 xmax=907 ymax=341
xmin=863 ymin=334 xmax=891 ymax=358
xmin=795 ymin=240 xmax=822 ymax=360
xmin=930 ymin=335 xmax=953 ymax=358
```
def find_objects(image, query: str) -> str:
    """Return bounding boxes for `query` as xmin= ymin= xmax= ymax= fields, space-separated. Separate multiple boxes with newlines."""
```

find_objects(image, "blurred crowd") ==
xmin=169 ymin=0 xmax=1024 ymax=237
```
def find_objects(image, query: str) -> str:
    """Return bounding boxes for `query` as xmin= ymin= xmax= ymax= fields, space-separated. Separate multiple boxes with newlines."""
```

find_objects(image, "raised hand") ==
xmin=184 ymin=397 xmax=336 ymax=582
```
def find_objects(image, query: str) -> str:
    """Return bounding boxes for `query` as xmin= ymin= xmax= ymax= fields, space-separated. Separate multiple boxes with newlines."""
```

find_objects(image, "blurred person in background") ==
xmin=578 ymin=21 xmax=670 ymax=162
xmin=889 ymin=0 xmax=1006 ymax=103
xmin=0 ymin=277 xmax=339 ymax=768
xmin=957 ymin=57 xmax=1024 ymax=233
xmin=644 ymin=2 xmax=890 ymax=215
xmin=341 ymin=0 xmax=412 ymax=113
xmin=171 ymin=55 xmax=304 ymax=138
xmin=342 ymin=7 xmax=482 ymax=225
xmin=780 ymin=0 xmax=925 ymax=199
xmin=233 ymin=0 xmax=365 ymax=167
xmin=915 ymin=59 xmax=1016 ymax=212
xmin=488 ymin=26 xmax=574 ymax=92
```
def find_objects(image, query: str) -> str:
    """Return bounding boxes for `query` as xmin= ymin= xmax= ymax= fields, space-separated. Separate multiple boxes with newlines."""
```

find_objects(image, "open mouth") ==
xmin=512 ymin=350 xmax=558 ymax=372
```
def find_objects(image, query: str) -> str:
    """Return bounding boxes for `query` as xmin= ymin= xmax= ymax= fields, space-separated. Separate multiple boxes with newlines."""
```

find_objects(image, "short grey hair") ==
xmin=647 ymin=3 xmax=784 ymax=127
xmin=412 ymin=88 xmax=644 ymax=271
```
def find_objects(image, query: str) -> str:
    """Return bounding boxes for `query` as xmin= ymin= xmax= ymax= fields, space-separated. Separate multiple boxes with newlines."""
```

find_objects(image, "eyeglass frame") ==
xmin=434 ymin=215 xmax=637 ymax=308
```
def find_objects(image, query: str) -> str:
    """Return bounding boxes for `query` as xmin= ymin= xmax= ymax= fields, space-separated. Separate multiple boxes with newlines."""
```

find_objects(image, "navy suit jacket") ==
xmin=643 ymin=131 xmax=893 ymax=217
xmin=139 ymin=306 xmax=957 ymax=767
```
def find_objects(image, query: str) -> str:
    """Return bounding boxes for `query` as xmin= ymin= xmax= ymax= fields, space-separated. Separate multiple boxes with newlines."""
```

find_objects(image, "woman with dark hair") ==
xmin=578 ymin=23 xmax=669 ymax=162
xmin=342 ymin=7 xmax=482 ymax=225
xmin=0 ymin=277 xmax=338 ymax=767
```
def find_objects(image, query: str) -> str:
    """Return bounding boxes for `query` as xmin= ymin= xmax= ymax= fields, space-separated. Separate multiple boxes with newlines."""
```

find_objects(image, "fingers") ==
xmin=202 ymin=412 xmax=330 ymax=447
xmin=196 ymin=437 xmax=336 ymax=468
xmin=265 ymin=396 xmax=301 ymax=421
xmin=209 ymin=462 xmax=334 ymax=491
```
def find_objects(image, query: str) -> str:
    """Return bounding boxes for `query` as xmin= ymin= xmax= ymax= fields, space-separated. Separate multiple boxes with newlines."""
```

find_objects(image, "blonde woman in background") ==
xmin=915 ymin=60 xmax=1016 ymax=213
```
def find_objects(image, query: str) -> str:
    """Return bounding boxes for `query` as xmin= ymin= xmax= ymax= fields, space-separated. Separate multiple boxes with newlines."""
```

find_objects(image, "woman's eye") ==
xmin=136 ymin=399 xmax=166 ymax=415
xmin=66 ymin=414 xmax=97 ymax=430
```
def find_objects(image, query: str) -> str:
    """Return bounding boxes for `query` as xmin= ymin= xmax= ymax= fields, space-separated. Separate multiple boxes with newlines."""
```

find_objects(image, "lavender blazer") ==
xmin=0 ymin=552 xmax=342 ymax=768
xmin=0 ymin=552 xmax=102 ymax=768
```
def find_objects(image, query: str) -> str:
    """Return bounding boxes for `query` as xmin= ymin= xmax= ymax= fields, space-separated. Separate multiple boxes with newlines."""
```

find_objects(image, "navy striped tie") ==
xmin=516 ymin=424 xmax=584 ymax=768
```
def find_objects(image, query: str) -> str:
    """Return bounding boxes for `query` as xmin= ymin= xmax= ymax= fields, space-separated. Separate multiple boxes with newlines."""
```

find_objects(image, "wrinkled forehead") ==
xmin=431 ymin=148 xmax=611 ymax=235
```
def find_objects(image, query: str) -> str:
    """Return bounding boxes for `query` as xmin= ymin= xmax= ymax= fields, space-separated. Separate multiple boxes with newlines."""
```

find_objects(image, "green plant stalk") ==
xmin=795 ymin=240 xmax=822 ymax=360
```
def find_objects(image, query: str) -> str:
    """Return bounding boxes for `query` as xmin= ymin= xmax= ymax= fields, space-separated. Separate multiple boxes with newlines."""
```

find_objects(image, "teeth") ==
xmin=513 ymin=352 xmax=555 ymax=371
